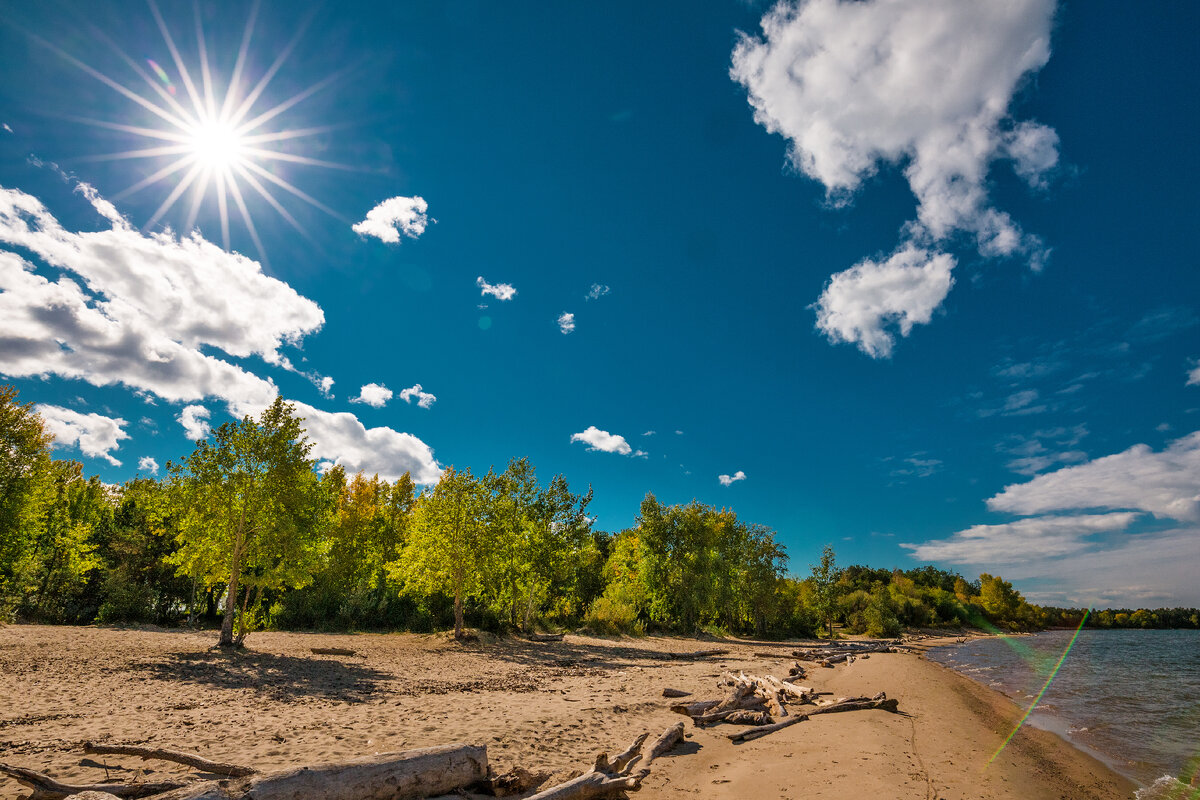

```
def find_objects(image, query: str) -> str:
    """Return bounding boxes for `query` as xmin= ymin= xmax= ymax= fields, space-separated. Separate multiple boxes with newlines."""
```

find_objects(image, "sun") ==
xmin=31 ymin=1 xmax=350 ymax=262
xmin=188 ymin=119 xmax=245 ymax=170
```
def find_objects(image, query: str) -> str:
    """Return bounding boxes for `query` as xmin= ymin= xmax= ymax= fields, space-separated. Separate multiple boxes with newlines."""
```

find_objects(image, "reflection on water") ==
xmin=928 ymin=629 xmax=1200 ymax=789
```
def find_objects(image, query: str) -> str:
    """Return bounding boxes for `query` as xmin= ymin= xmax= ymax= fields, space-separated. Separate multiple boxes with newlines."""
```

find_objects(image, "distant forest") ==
xmin=3 ymin=386 xmax=1197 ymax=643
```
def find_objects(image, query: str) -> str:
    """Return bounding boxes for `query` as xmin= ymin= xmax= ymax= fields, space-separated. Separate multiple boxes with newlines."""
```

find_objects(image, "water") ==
xmin=927 ymin=629 xmax=1200 ymax=793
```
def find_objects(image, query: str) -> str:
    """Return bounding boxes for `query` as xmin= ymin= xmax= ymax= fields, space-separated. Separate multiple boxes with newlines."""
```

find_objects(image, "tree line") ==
xmin=2 ymin=386 xmax=1196 ymax=642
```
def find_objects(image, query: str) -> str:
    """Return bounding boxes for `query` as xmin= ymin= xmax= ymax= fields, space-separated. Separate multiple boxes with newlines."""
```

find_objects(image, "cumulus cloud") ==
xmin=902 ymin=512 xmax=1141 ymax=564
xmin=814 ymin=246 xmax=954 ymax=358
xmin=477 ymin=277 xmax=517 ymax=301
xmin=36 ymin=404 xmax=128 ymax=465
xmin=352 ymin=196 xmax=429 ymax=243
xmin=733 ymin=0 xmax=1057 ymax=354
xmin=0 ymin=186 xmax=443 ymax=485
xmin=291 ymin=401 xmax=442 ymax=484
xmin=988 ymin=431 xmax=1200 ymax=522
xmin=587 ymin=283 xmax=611 ymax=300
xmin=399 ymin=384 xmax=436 ymax=409
xmin=178 ymin=405 xmax=211 ymax=440
xmin=138 ymin=456 xmax=159 ymax=474
xmin=718 ymin=470 xmax=747 ymax=486
xmin=558 ymin=312 xmax=576 ymax=335
xmin=318 ymin=376 xmax=335 ymax=398
xmin=570 ymin=426 xmax=635 ymax=456
xmin=352 ymin=383 xmax=393 ymax=408
xmin=1188 ymin=362 xmax=1200 ymax=386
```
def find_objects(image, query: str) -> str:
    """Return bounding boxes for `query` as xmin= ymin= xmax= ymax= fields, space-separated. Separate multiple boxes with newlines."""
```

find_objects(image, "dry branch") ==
xmin=665 ymin=648 xmax=728 ymax=660
xmin=82 ymin=743 xmax=255 ymax=778
xmin=527 ymin=633 xmax=565 ymax=642
xmin=523 ymin=724 xmax=683 ymax=800
xmin=310 ymin=647 xmax=357 ymax=657
xmin=0 ymin=764 xmax=187 ymax=799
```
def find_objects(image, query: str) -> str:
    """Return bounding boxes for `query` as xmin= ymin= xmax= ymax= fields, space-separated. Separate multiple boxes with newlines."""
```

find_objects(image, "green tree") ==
xmin=167 ymin=397 xmax=323 ymax=647
xmin=392 ymin=466 xmax=487 ymax=639
xmin=810 ymin=544 xmax=840 ymax=638
xmin=0 ymin=386 xmax=54 ymax=606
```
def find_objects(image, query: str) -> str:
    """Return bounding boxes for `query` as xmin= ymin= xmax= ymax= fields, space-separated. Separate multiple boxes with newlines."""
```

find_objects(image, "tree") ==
xmin=167 ymin=397 xmax=323 ymax=647
xmin=0 ymin=386 xmax=53 ymax=604
xmin=810 ymin=544 xmax=840 ymax=638
xmin=392 ymin=466 xmax=487 ymax=639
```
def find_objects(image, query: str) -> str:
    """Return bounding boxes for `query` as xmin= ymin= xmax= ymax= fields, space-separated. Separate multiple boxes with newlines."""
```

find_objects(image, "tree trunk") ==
xmin=453 ymin=573 xmax=464 ymax=640
xmin=82 ymin=743 xmax=255 ymax=777
xmin=147 ymin=745 xmax=488 ymax=800
xmin=219 ymin=513 xmax=246 ymax=647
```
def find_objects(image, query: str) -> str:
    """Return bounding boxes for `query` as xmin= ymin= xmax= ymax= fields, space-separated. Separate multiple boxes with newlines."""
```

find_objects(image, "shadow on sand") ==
xmin=130 ymin=648 xmax=393 ymax=702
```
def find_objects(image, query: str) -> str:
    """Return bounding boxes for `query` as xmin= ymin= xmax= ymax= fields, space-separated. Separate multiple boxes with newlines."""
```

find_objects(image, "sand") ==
xmin=0 ymin=625 xmax=1137 ymax=800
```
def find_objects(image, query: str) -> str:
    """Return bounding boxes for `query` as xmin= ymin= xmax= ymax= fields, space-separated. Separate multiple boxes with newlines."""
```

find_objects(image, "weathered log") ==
xmin=0 ymin=764 xmax=188 ymax=799
xmin=665 ymin=648 xmax=728 ymax=660
xmin=691 ymin=700 xmax=768 ymax=726
xmin=661 ymin=688 xmax=691 ymax=698
xmin=722 ymin=710 xmax=772 ymax=726
xmin=523 ymin=725 xmax=682 ymax=800
xmin=670 ymin=699 xmax=721 ymax=717
xmin=528 ymin=633 xmax=565 ymax=642
xmin=727 ymin=714 xmax=807 ymax=743
xmin=148 ymin=744 xmax=488 ymax=800
xmin=310 ymin=647 xmax=357 ymax=657
xmin=82 ymin=743 xmax=256 ymax=778
xmin=806 ymin=695 xmax=898 ymax=717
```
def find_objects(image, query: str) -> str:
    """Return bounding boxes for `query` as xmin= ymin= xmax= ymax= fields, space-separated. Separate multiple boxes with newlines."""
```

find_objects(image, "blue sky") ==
xmin=1 ymin=0 xmax=1197 ymax=607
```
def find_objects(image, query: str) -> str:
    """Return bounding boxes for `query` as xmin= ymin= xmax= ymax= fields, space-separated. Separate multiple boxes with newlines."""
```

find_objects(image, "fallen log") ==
xmin=310 ymin=647 xmax=357 ymax=657
xmin=126 ymin=744 xmax=487 ymax=800
xmin=670 ymin=699 xmax=722 ymax=717
xmin=82 ymin=743 xmax=256 ymax=778
xmin=661 ymin=688 xmax=691 ymax=698
xmin=665 ymin=648 xmax=728 ymax=660
xmin=490 ymin=766 xmax=551 ymax=796
xmin=691 ymin=701 xmax=768 ymax=726
xmin=727 ymin=693 xmax=899 ymax=743
xmin=524 ymin=724 xmax=683 ymax=800
xmin=0 ymin=764 xmax=187 ymax=799
xmin=528 ymin=633 xmax=565 ymax=642
xmin=727 ymin=714 xmax=807 ymax=743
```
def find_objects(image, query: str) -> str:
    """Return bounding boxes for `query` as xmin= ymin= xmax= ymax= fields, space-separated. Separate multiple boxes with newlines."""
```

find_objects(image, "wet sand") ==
xmin=0 ymin=625 xmax=1136 ymax=799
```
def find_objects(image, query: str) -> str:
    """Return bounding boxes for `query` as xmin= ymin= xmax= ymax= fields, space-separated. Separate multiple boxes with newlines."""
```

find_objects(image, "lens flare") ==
xmin=985 ymin=609 xmax=1091 ymax=769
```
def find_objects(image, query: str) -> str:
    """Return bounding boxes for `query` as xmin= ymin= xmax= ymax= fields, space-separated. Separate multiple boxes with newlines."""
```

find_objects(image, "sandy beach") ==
xmin=0 ymin=625 xmax=1136 ymax=799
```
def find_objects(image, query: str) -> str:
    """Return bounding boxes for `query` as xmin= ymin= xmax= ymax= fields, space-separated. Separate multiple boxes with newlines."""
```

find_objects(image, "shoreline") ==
xmin=0 ymin=625 xmax=1136 ymax=800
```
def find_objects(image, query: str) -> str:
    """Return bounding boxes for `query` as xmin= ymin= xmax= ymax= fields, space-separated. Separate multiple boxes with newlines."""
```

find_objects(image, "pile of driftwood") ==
xmin=669 ymin=671 xmax=898 ymax=744
xmin=790 ymin=640 xmax=910 ymax=668
xmin=0 ymin=725 xmax=685 ymax=800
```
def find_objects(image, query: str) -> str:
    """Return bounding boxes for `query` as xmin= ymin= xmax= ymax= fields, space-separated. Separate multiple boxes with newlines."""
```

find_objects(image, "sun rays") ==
xmin=28 ymin=0 xmax=352 ymax=262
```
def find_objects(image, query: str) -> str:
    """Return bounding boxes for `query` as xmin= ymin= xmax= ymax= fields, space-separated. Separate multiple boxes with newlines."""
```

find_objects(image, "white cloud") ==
xmin=291 ymin=401 xmax=442 ymax=484
xmin=318 ymin=376 xmax=335 ymax=398
xmin=988 ymin=431 xmax=1200 ymax=522
xmin=558 ymin=312 xmax=576 ymax=335
xmin=352 ymin=196 xmax=429 ymax=244
xmin=477 ymin=276 xmax=517 ymax=301
xmin=1188 ymin=362 xmax=1200 ymax=386
xmin=352 ymin=383 xmax=393 ymax=408
xmin=587 ymin=283 xmax=611 ymax=300
xmin=399 ymin=384 xmax=436 ymax=409
xmin=814 ymin=245 xmax=955 ymax=358
xmin=0 ymin=185 xmax=443 ymax=485
xmin=138 ymin=456 xmax=159 ymax=474
xmin=718 ymin=470 xmax=747 ymax=487
xmin=642 ymin=430 xmax=656 ymax=436
xmin=570 ymin=426 xmax=634 ymax=456
xmin=901 ymin=512 xmax=1140 ymax=564
xmin=36 ymin=404 xmax=128 ymax=466
xmin=178 ymin=405 xmax=211 ymax=440
xmin=732 ymin=0 xmax=1055 ymax=256
xmin=733 ymin=0 xmax=1057 ymax=355
xmin=2 ymin=123 xmax=12 ymax=134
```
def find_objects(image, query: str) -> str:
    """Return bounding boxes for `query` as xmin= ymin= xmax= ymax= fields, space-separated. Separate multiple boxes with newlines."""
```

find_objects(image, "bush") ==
xmin=583 ymin=596 xmax=644 ymax=635
xmin=96 ymin=571 xmax=154 ymax=624
xmin=864 ymin=592 xmax=901 ymax=638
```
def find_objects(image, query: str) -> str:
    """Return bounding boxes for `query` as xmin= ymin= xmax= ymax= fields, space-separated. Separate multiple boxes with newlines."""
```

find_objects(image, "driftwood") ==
xmin=527 ymin=633 xmax=565 ymax=642
xmin=82 ymin=743 xmax=256 ymax=778
xmin=0 ymin=764 xmax=187 ymax=799
xmin=3 ymin=744 xmax=488 ymax=800
xmin=661 ymin=688 xmax=691 ymax=698
xmin=524 ymin=724 xmax=684 ymax=800
xmin=310 ymin=647 xmax=358 ymax=657
xmin=665 ymin=648 xmax=728 ymax=660
xmin=727 ymin=693 xmax=899 ymax=743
